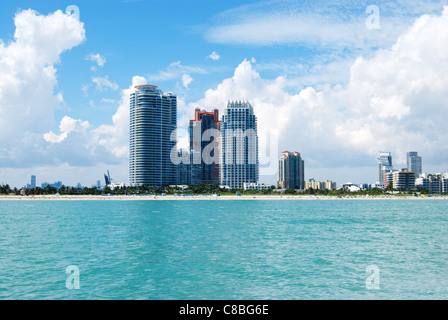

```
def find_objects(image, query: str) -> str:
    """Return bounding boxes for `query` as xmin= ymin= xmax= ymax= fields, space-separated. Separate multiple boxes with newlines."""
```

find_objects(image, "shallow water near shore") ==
xmin=1 ymin=199 xmax=447 ymax=299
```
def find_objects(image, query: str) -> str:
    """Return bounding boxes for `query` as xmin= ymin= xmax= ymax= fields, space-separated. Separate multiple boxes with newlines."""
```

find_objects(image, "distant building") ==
xmin=304 ymin=179 xmax=336 ymax=191
xmin=416 ymin=173 xmax=448 ymax=194
xmin=415 ymin=176 xmax=431 ymax=192
xmin=359 ymin=183 xmax=370 ymax=190
xmin=324 ymin=180 xmax=337 ymax=190
xmin=220 ymin=101 xmax=258 ymax=189
xmin=129 ymin=85 xmax=177 ymax=187
xmin=189 ymin=108 xmax=220 ymax=185
xmin=430 ymin=175 xmax=441 ymax=194
xmin=104 ymin=170 xmax=111 ymax=186
xmin=109 ymin=182 xmax=130 ymax=191
xmin=305 ymin=179 xmax=323 ymax=190
xmin=377 ymin=152 xmax=393 ymax=187
xmin=41 ymin=181 xmax=62 ymax=190
xmin=442 ymin=173 xmax=448 ymax=193
xmin=30 ymin=175 xmax=36 ymax=188
xmin=384 ymin=170 xmax=396 ymax=188
xmin=407 ymin=152 xmax=422 ymax=176
xmin=341 ymin=182 xmax=360 ymax=192
xmin=27 ymin=175 xmax=36 ymax=189
xmin=243 ymin=182 xmax=271 ymax=191
xmin=97 ymin=180 xmax=101 ymax=188
xmin=392 ymin=170 xmax=415 ymax=190
xmin=277 ymin=151 xmax=305 ymax=190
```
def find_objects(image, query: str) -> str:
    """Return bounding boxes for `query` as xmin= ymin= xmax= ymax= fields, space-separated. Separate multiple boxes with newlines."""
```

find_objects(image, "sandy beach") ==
xmin=0 ymin=194 xmax=447 ymax=200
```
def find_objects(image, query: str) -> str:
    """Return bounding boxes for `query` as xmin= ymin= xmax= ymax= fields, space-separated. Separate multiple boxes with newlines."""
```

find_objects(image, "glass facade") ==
xmin=189 ymin=109 xmax=220 ymax=185
xmin=407 ymin=151 xmax=422 ymax=176
xmin=377 ymin=151 xmax=393 ymax=186
xmin=220 ymin=101 xmax=258 ymax=189
xmin=278 ymin=151 xmax=305 ymax=190
xmin=129 ymin=85 xmax=177 ymax=186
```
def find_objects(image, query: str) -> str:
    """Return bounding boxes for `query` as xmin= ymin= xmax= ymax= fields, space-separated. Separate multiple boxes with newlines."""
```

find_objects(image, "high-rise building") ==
xmin=277 ymin=151 xmax=305 ymax=190
xmin=27 ymin=175 xmax=36 ymax=189
xmin=189 ymin=108 xmax=220 ymax=185
xmin=407 ymin=152 xmax=422 ymax=176
xmin=104 ymin=170 xmax=111 ymax=186
xmin=129 ymin=85 xmax=177 ymax=186
xmin=377 ymin=152 xmax=393 ymax=186
xmin=220 ymin=101 xmax=258 ymax=189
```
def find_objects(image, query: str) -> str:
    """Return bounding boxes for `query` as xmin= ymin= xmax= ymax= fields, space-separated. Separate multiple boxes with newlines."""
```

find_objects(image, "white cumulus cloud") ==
xmin=0 ymin=9 xmax=85 ymax=167
xmin=182 ymin=74 xmax=193 ymax=88
xmin=207 ymin=51 xmax=220 ymax=61
xmin=91 ymin=76 xmax=119 ymax=91
xmin=44 ymin=116 xmax=90 ymax=143
xmin=92 ymin=76 xmax=147 ymax=158
xmin=86 ymin=53 xmax=106 ymax=67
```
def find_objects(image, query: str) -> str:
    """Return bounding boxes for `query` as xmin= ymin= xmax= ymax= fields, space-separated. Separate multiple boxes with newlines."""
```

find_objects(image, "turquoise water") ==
xmin=0 ymin=200 xmax=447 ymax=300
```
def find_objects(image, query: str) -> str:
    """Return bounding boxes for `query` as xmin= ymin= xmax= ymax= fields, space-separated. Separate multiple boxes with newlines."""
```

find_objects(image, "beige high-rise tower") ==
xmin=278 ymin=151 xmax=305 ymax=190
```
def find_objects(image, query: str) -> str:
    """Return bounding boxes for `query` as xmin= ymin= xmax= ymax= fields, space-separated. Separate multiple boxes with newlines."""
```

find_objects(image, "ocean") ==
xmin=0 ymin=199 xmax=447 ymax=299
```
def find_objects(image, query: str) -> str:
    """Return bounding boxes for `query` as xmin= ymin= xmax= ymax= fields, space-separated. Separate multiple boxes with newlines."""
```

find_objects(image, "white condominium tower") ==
xmin=129 ymin=85 xmax=177 ymax=186
xmin=220 ymin=101 xmax=259 ymax=189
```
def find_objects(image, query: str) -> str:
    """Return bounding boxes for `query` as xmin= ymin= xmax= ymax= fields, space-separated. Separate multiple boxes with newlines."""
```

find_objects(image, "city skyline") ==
xmin=1 ymin=0 xmax=448 ymax=188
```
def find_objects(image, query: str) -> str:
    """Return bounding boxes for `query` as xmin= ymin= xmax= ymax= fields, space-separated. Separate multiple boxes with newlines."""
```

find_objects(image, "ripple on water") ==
xmin=0 ymin=199 xmax=447 ymax=299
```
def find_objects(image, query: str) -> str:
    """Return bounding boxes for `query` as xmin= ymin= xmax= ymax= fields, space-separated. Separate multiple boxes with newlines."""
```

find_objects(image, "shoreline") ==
xmin=0 ymin=194 xmax=447 ymax=200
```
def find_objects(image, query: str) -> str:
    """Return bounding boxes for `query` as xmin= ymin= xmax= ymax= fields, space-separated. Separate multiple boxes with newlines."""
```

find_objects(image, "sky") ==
xmin=1 ymin=0 xmax=448 ymax=188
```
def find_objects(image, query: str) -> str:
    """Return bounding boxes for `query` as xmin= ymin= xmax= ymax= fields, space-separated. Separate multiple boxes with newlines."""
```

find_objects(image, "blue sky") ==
xmin=1 ymin=0 xmax=448 ymax=187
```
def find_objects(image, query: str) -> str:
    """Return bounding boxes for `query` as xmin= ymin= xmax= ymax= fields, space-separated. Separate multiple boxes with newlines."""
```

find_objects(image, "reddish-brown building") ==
xmin=189 ymin=108 xmax=220 ymax=185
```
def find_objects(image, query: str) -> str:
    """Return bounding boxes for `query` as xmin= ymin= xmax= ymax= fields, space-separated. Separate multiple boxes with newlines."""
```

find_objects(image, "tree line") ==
xmin=0 ymin=183 xmax=441 ymax=196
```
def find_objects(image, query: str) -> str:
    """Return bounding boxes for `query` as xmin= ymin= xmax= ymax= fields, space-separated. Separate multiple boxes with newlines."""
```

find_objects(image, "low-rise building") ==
xmin=243 ymin=182 xmax=272 ymax=191
xmin=392 ymin=170 xmax=415 ymax=190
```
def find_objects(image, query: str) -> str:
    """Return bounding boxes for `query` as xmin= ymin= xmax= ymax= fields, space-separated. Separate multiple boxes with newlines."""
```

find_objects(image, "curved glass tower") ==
xmin=129 ymin=85 xmax=177 ymax=186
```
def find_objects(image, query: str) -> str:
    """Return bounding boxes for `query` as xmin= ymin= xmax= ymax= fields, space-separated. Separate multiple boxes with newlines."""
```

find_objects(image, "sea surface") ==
xmin=0 ymin=199 xmax=447 ymax=300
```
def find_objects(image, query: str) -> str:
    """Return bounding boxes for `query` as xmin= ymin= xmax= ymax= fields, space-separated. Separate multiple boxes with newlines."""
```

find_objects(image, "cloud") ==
xmin=205 ymin=0 xmax=446 ymax=49
xmin=81 ymin=84 xmax=90 ymax=97
xmin=43 ymin=116 xmax=89 ymax=143
xmin=0 ymin=9 xmax=85 ymax=167
xmin=92 ymin=76 xmax=147 ymax=158
xmin=86 ymin=53 xmax=106 ymax=67
xmin=207 ymin=51 xmax=220 ymax=61
xmin=148 ymin=61 xmax=206 ymax=82
xmin=91 ymin=76 xmax=119 ymax=91
xmin=101 ymin=98 xmax=118 ymax=104
xmin=182 ymin=74 xmax=193 ymax=88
